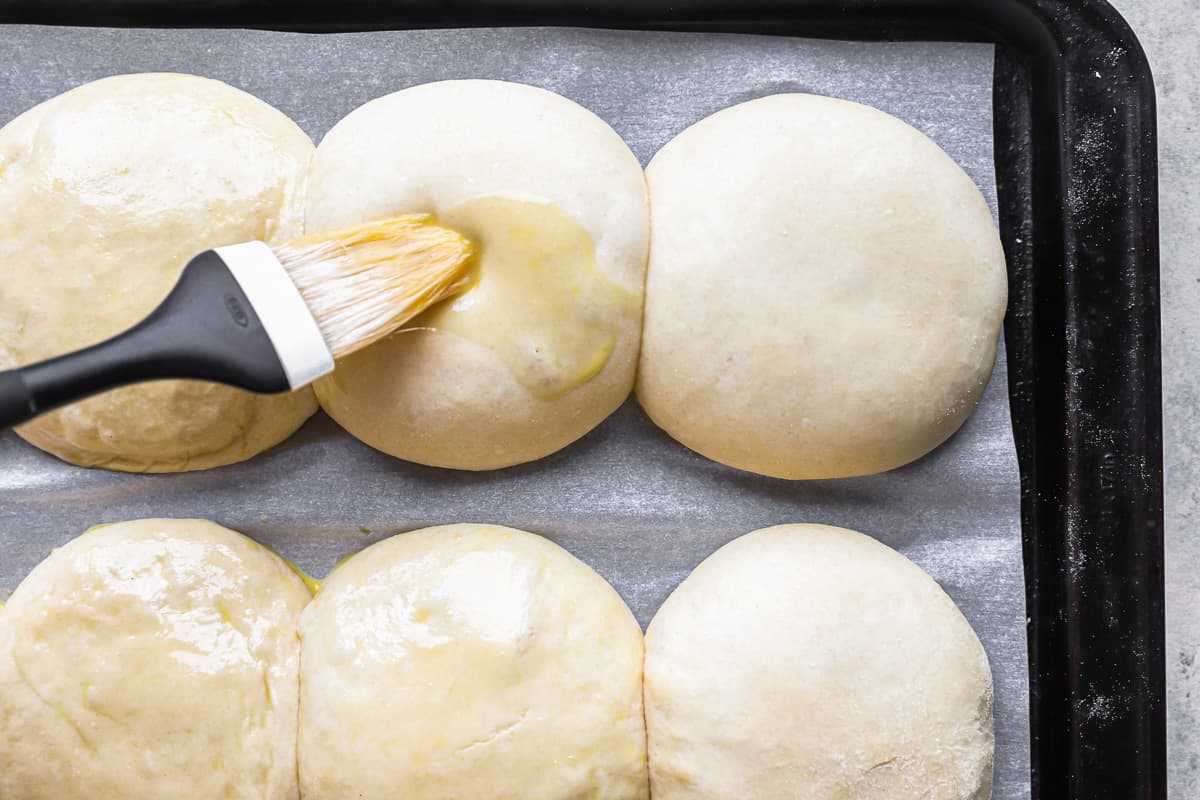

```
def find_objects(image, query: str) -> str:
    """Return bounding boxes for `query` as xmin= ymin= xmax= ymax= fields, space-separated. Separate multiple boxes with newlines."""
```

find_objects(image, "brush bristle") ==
xmin=274 ymin=214 xmax=474 ymax=360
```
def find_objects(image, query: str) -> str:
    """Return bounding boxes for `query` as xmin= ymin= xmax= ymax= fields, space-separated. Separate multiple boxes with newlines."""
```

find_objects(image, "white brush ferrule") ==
xmin=214 ymin=241 xmax=335 ymax=391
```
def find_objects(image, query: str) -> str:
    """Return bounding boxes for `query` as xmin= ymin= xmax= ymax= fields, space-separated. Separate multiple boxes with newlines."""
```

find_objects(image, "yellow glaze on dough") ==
xmin=307 ymin=79 xmax=649 ymax=470
xmin=263 ymin=545 xmax=324 ymax=594
xmin=297 ymin=524 xmax=649 ymax=800
xmin=0 ymin=519 xmax=312 ymax=800
xmin=408 ymin=196 xmax=637 ymax=399
xmin=0 ymin=73 xmax=318 ymax=472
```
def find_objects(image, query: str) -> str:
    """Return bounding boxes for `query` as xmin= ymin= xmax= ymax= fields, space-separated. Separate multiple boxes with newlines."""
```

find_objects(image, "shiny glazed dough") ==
xmin=307 ymin=80 xmax=649 ymax=470
xmin=637 ymin=93 xmax=1008 ymax=479
xmin=0 ymin=519 xmax=312 ymax=800
xmin=297 ymin=523 xmax=649 ymax=800
xmin=644 ymin=524 xmax=995 ymax=800
xmin=0 ymin=73 xmax=318 ymax=472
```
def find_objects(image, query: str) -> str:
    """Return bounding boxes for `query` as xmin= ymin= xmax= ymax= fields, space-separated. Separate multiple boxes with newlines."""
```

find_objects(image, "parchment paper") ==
xmin=0 ymin=26 xmax=1030 ymax=798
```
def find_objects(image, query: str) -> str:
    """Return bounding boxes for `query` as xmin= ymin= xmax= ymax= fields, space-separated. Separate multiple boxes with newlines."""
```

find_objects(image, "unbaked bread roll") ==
xmin=0 ymin=73 xmax=317 ymax=472
xmin=638 ymin=93 xmax=1008 ymax=479
xmin=0 ymin=519 xmax=311 ymax=800
xmin=644 ymin=524 xmax=994 ymax=799
xmin=307 ymin=80 xmax=648 ymax=470
xmin=298 ymin=523 xmax=648 ymax=799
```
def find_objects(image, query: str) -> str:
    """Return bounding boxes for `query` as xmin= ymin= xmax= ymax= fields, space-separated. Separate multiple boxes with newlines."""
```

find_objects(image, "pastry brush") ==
xmin=0 ymin=215 xmax=473 ymax=429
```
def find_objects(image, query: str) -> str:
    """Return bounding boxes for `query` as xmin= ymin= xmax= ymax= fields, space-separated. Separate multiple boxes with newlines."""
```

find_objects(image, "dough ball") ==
xmin=307 ymin=80 xmax=648 ymax=470
xmin=644 ymin=524 xmax=994 ymax=799
xmin=0 ymin=73 xmax=318 ymax=472
xmin=298 ymin=523 xmax=648 ymax=799
xmin=0 ymin=519 xmax=312 ymax=800
xmin=637 ymin=94 xmax=1007 ymax=479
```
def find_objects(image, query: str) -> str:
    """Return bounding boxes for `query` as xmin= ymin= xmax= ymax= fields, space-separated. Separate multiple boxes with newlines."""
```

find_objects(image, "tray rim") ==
xmin=0 ymin=1 xmax=1166 ymax=798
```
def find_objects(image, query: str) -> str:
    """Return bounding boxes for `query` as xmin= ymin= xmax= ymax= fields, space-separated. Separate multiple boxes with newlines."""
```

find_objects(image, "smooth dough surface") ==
xmin=307 ymin=80 xmax=649 ymax=470
xmin=0 ymin=519 xmax=312 ymax=800
xmin=637 ymin=94 xmax=1008 ymax=479
xmin=0 ymin=73 xmax=318 ymax=472
xmin=298 ymin=523 xmax=648 ymax=799
xmin=644 ymin=524 xmax=994 ymax=800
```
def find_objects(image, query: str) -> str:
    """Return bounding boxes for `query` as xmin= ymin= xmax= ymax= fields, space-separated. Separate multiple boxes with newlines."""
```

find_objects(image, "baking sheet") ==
xmin=0 ymin=25 xmax=1030 ymax=798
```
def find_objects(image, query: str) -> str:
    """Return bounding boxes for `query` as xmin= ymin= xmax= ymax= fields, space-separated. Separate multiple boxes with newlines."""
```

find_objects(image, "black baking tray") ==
xmin=0 ymin=1 xmax=1164 ymax=798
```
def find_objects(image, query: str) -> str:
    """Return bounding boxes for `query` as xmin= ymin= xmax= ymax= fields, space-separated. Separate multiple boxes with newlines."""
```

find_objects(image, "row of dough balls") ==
xmin=0 ymin=519 xmax=994 ymax=799
xmin=0 ymin=73 xmax=1007 ymax=479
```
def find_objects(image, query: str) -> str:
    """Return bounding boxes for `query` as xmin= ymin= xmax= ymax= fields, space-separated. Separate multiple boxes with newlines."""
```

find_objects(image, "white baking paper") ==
xmin=0 ymin=25 xmax=1029 ymax=798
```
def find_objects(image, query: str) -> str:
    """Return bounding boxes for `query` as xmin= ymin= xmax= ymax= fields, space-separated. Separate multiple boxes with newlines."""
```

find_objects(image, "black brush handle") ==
xmin=0 ymin=250 xmax=289 ymax=430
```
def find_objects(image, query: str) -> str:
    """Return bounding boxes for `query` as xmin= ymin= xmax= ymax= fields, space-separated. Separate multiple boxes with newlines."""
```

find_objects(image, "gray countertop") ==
xmin=1110 ymin=0 xmax=1199 ymax=792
